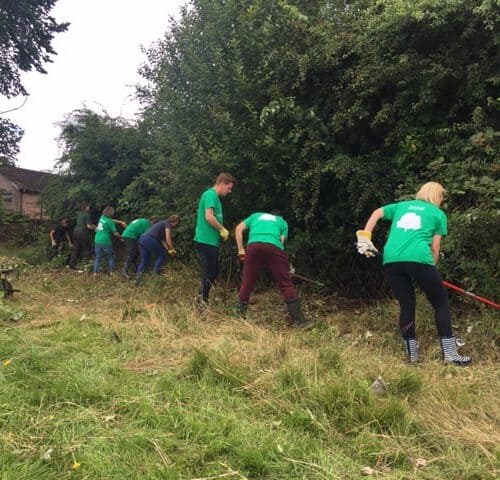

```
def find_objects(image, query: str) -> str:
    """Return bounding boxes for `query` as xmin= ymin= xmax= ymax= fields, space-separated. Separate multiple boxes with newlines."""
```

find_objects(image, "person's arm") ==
xmin=356 ymin=207 xmax=383 ymax=257
xmin=113 ymin=231 xmax=122 ymax=240
xmin=86 ymin=223 xmax=96 ymax=230
xmin=235 ymin=222 xmax=247 ymax=256
xmin=363 ymin=208 xmax=384 ymax=232
xmin=280 ymin=235 xmax=286 ymax=245
xmin=430 ymin=235 xmax=441 ymax=265
xmin=49 ymin=228 xmax=57 ymax=246
xmin=65 ymin=231 xmax=73 ymax=247
xmin=205 ymin=208 xmax=224 ymax=231
xmin=112 ymin=219 xmax=127 ymax=228
xmin=165 ymin=228 xmax=174 ymax=251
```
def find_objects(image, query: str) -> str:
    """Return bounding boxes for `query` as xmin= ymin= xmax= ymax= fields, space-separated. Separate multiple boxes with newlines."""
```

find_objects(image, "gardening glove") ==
xmin=167 ymin=249 xmax=177 ymax=257
xmin=238 ymin=248 xmax=245 ymax=262
xmin=219 ymin=227 xmax=229 ymax=242
xmin=356 ymin=230 xmax=378 ymax=257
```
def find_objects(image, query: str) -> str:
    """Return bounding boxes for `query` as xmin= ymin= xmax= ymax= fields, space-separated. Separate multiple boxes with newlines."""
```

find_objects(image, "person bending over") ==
xmin=235 ymin=210 xmax=312 ymax=329
xmin=356 ymin=181 xmax=471 ymax=365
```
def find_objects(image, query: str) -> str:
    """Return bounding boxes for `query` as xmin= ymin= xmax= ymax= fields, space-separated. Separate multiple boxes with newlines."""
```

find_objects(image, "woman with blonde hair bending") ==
xmin=356 ymin=182 xmax=471 ymax=365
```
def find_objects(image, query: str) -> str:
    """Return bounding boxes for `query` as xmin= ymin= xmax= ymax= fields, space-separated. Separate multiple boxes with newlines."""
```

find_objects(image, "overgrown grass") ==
xmin=0 ymin=251 xmax=498 ymax=479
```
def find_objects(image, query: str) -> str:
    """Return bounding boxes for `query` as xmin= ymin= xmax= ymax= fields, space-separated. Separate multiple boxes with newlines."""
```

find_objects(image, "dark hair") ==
xmin=270 ymin=209 xmax=282 ymax=216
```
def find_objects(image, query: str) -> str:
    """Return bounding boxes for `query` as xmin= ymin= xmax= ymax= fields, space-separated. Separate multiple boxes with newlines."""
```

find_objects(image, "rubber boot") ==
xmin=286 ymin=299 xmax=313 ymax=329
xmin=234 ymin=300 xmax=248 ymax=318
xmin=439 ymin=337 xmax=472 ymax=366
xmin=403 ymin=338 xmax=419 ymax=363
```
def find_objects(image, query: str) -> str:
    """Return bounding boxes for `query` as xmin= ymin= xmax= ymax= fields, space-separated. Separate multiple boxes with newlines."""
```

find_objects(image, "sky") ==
xmin=1 ymin=0 xmax=187 ymax=172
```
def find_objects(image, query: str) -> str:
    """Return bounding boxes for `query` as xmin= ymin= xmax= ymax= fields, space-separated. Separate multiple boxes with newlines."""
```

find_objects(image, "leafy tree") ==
xmin=0 ymin=0 xmax=68 ymax=163
xmin=0 ymin=0 xmax=69 ymax=97
xmin=44 ymin=109 xmax=148 ymax=220
xmin=0 ymin=118 xmax=23 ymax=166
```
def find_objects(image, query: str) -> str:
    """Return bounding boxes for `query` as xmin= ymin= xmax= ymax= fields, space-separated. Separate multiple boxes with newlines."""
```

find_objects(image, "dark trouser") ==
xmin=383 ymin=262 xmax=452 ymax=339
xmin=122 ymin=238 xmax=139 ymax=274
xmin=69 ymin=230 xmax=91 ymax=268
xmin=137 ymin=235 xmax=166 ymax=274
xmin=195 ymin=241 xmax=219 ymax=302
xmin=238 ymin=242 xmax=298 ymax=303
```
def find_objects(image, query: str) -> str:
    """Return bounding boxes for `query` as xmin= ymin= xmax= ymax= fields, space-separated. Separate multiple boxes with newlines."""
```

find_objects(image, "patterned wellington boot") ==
xmin=439 ymin=337 xmax=472 ymax=366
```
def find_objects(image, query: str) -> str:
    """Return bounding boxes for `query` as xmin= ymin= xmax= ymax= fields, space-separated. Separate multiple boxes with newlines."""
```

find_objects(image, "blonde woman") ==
xmin=356 ymin=182 xmax=471 ymax=365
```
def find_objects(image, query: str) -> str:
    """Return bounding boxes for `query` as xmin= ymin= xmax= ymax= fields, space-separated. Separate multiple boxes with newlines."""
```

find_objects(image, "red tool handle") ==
xmin=442 ymin=281 xmax=500 ymax=310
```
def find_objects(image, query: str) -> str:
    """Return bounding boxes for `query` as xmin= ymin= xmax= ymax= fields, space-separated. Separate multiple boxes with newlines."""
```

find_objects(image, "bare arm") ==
xmin=235 ymin=222 xmax=247 ymax=252
xmin=112 ymin=219 xmax=127 ymax=227
xmin=363 ymin=208 xmax=384 ymax=232
xmin=65 ymin=232 xmax=73 ymax=246
xmin=113 ymin=231 xmax=121 ymax=240
xmin=165 ymin=228 xmax=174 ymax=250
xmin=49 ymin=229 xmax=56 ymax=245
xmin=430 ymin=235 xmax=441 ymax=265
xmin=280 ymin=235 xmax=286 ymax=245
xmin=205 ymin=208 xmax=224 ymax=231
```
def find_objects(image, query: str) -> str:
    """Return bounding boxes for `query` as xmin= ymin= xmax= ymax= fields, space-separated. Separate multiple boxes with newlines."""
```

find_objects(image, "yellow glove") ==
xmin=356 ymin=230 xmax=378 ymax=257
xmin=219 ymin=227 xmax=229 ymax=241
xmin=167 ymin=249 xmax=177 ymax=256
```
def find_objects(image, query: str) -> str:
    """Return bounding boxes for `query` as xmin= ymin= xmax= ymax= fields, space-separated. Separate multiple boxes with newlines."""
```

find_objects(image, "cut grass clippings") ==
xmin=0 ymin=256 xmax=498 ymax=479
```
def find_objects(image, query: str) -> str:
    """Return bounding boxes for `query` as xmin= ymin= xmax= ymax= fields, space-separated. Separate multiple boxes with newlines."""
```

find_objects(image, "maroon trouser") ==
xmin=238 ymin=242 xmax=298 ymax=303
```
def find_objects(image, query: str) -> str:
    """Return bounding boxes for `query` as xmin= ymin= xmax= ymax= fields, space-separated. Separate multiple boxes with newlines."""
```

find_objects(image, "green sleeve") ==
xmin=435 ymin=212 xmax=447 ymax=236
xmin=382 ymin=203 xmax=398 ymax=220
xmin=242 ymin=213 xmax=256 ymax=228
xmin=281 ymin=219 xmax=288 ymax=239
xmin=110 ymin=220 xmax=117 ymax=233
xmin=203 ymin=189 xmax=218 ymax=211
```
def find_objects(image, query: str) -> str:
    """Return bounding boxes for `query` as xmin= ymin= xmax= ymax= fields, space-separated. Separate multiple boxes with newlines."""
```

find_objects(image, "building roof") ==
xmin=0 ymin=166 xmax=55 ymax=193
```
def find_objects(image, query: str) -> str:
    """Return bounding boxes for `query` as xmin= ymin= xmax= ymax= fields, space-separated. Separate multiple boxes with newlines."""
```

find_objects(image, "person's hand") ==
xmin=238 ymin=248 xmax=245 ymax=262
xmin=167 ymin=249 xmax=177 ymax=257
xmin=356 ymin=230 xmax=378 ymax=257
xmin=51 ymin=240 xmax=57 ymax=247
xmin=219 ymin=227 xmax=229 ymax=241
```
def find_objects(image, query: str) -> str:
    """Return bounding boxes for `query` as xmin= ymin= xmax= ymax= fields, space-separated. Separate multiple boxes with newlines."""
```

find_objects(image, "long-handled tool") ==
xmin=442 ymin=281 xmax=500 ymax=310
xmin=357 ymin=246 xmax=500 ymax=310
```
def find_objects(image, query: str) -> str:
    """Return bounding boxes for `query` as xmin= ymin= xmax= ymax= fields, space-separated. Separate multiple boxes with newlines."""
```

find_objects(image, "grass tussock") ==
xmin=0 ymin=254 xmax=498 ymax=479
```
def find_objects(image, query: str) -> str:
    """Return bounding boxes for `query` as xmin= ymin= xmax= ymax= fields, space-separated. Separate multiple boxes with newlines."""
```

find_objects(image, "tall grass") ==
xmin=0 ymin=255 xmax=498 ymax=479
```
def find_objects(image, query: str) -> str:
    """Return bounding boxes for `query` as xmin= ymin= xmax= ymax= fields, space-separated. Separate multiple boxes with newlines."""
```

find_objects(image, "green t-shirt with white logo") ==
xmin=194 ymin=187 xmax=223 ymax=247
xmin=94 ymin=215 xmax=117 ymax=246
xmin=243 ymin=212 xmax=288 ymax=250
xmin=382 ymin=199 xmax=447 ymax=266
xmin=122 ymin=218 xmax=151 ymax=240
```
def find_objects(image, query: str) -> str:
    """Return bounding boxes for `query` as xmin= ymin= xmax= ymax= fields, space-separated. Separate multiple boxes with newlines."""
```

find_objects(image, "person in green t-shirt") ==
xmin=93 ymin=206 xmax=125 ymax=274
xmin=234 ymin=210 xmax=312 ymax=329
xmin=120 ymin=217 xmax=154 ymax=278
xmin=193 ymin=172 xmax=234 ymax=305
xmin=356 ymin=182 xmax=471 ymax=366
xmin=69 ymin=202 xmax=96 ymax=269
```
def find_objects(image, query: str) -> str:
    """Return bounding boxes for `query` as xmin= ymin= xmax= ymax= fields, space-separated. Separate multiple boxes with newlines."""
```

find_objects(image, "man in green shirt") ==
xmin=194 ymin=172 xmax=234 ymax=305
xmin=235 ymin=210 xmax=312 ymax=329
xmin=121 ymin=217 xmax=153 ymax=278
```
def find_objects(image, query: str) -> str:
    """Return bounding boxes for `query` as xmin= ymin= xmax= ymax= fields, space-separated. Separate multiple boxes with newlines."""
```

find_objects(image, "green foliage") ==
xmin=43 ymin=0 xmax=500 ymax=299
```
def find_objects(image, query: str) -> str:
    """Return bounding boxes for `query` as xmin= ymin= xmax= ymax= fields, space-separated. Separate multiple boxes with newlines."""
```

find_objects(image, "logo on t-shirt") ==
xmin=396 ymin=212 xmax=421 ymax=231
xmin=96 ymin=221 xmax=104 ymax=231
xmin=258 ymin=214 xmax=277 ymax=222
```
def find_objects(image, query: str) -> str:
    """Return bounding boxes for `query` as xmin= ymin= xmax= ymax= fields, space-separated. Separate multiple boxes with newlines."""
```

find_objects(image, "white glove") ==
xmin=356 ymin=230 xmax=379 ymax=257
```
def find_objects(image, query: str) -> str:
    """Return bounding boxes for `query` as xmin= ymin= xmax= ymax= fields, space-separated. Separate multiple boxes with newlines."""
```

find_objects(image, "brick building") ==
xmin=0 ymin=167 xmax=55 ymax=219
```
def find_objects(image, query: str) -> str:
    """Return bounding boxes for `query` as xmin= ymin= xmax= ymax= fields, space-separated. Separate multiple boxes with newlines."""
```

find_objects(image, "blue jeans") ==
xmin=94 ymin=244 xmax=115 ymax=273
xmin=137 ymin=235 xmax=166 ymax=274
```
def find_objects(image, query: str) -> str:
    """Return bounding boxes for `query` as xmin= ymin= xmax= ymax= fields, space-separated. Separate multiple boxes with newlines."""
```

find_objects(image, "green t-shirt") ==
xmin=382 ymin=199 xmax=447 ymax=266
xmin=94 ymin=215 xmax=117 ymax=246
xmin=194 ymin=187 xmax=223 ymax=247
xmin=243 ymin=212 xmax=288 ymax=251
xmin=122 ymin=218 xmax=151 ymax=240
xmin=74 ymin=211 xmax=92 ymax=234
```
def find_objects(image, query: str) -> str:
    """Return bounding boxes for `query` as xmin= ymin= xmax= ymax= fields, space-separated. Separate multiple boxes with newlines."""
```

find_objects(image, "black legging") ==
xmin=195 ymin=241 xmax=219 ymax=302
xmin=383 ymin=262 xmax=452 ymax=339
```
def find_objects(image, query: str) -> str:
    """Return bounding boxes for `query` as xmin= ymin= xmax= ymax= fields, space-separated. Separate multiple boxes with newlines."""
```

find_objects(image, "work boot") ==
xmin=286 ymin=299 xmax=313 ymax=330
xmin=439 ymin=337 xmax=472 ymax=366
xmin=403 ymin=338 xmax=419 ymax=363
xmin=234 ymin=300 xmax=248 ymax=318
